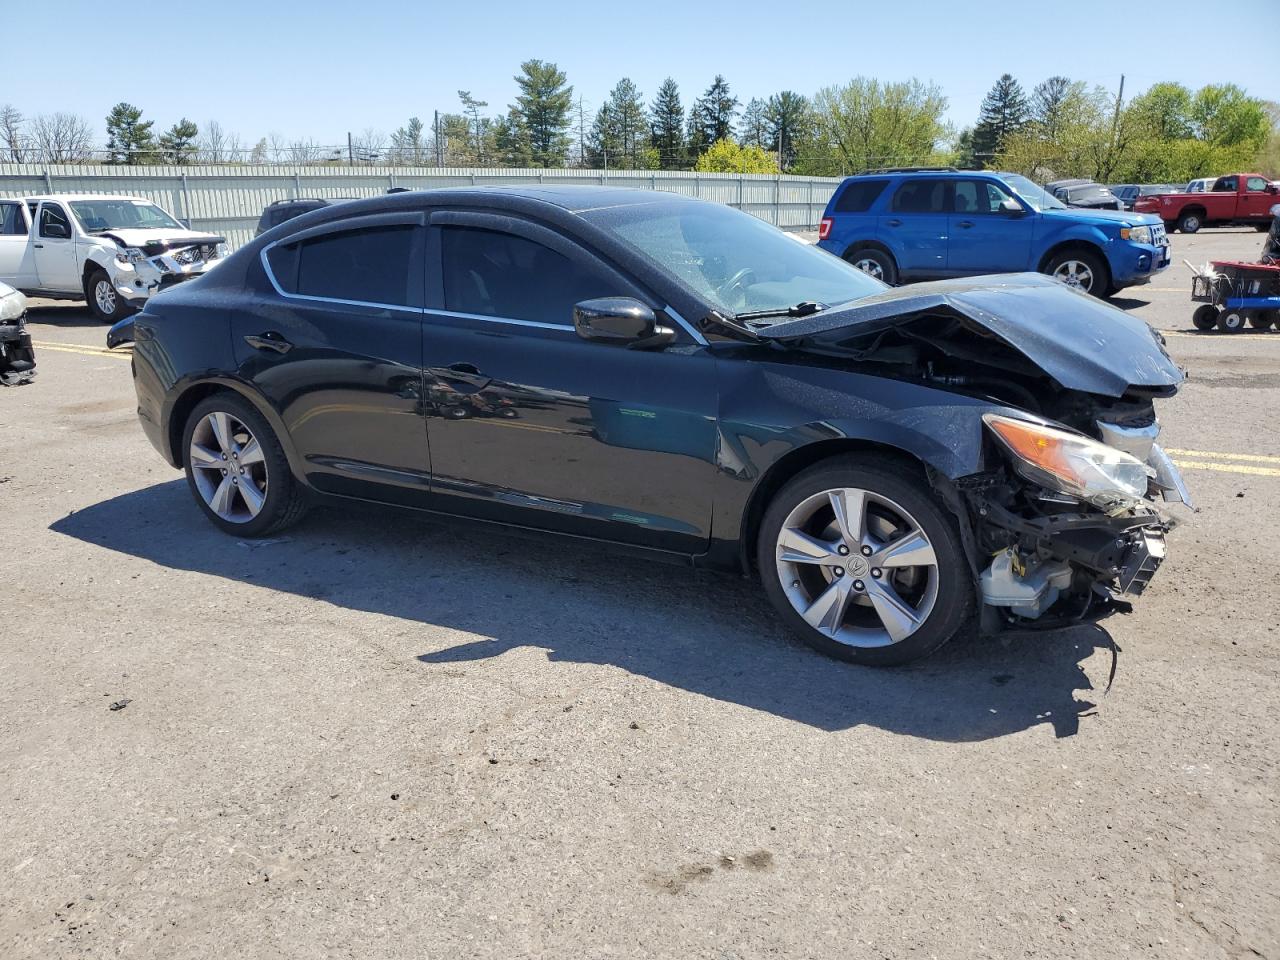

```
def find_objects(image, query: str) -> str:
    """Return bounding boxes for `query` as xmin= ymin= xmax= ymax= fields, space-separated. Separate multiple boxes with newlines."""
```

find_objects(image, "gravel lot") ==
xmin=2 ymin=228 xmax=1278 ymax=959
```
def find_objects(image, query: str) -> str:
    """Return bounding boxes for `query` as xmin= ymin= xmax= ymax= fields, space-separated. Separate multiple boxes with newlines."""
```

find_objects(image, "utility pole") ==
xmin=434 ymin=110 xmax=442 ymax=167
xmin=347 ymin=131 xmax=354 ymax=166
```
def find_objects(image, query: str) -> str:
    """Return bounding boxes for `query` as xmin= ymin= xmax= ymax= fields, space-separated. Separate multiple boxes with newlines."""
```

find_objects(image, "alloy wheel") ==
xmin=852 ymin=257 xmax=884 ymax=280
xmin=1051 ymin=259 xmax=1094 ymax=293
xmin=94 ymin=279 xmax=117 ymax=316
xmin=188 ymin=411 xmax=269 ymax=523
xmin=774 ymin=487 xmax=939 ymax=648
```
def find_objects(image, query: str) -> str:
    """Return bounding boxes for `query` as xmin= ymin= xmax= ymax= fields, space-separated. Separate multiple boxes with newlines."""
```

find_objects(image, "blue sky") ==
xmin=4 ymin=0 xmax=1276 ymax=148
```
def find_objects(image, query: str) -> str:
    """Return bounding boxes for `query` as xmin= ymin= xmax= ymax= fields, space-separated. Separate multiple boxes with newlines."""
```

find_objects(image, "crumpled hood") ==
xmin=98 ymin=228 xmax=225 ymax=254
xmin=757 ymin=273 xmax=1183 ymax=398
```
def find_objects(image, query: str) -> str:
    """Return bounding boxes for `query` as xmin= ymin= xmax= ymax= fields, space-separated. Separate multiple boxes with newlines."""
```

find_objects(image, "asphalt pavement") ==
xmin=1 ymin=227 xmax=1277 ymax=959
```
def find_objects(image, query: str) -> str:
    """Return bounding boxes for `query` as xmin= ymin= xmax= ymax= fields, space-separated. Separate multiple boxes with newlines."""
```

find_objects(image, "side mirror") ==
xmin=573 ymin=297 xmax=674 ymax=349
xmin=43 ymin=222 xmax=69 ymax=239
xmin=999 ymin=198 xmax=1025 ymax=215
xmin=1267 ymin=183 xmax=1278 ymax=195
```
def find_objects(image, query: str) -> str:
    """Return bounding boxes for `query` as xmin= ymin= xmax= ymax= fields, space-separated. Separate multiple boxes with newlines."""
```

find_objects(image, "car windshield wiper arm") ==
xmin=733 ymin=301 xmax=826 ymax=322
xmin=699 ymin=310 xmax=763 ymax=342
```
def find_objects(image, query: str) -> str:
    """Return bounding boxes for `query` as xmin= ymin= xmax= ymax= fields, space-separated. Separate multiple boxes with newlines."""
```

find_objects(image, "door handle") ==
xmin=244 ymin=331 xmax=292 ymax=354
xmin=957 ymin=220 xmax=975 ymax=228
xmin=447 ymin=362 xmax=482 ymax=376
xmin=431 ymin=362 xmax=491 ymax=392
xmin=886 ymin=218 xmax=902 ymax=227
xmin=33 ymin=243 xmax=43 ymax=249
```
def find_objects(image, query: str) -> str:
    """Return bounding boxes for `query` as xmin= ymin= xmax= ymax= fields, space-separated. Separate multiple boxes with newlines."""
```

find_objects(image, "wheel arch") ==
xmin=165 ymin=378 xmax=308 ymax=483
xmin=841 ymin=239 xmax=896 ymax=265
xmin=1036 ymin=239 xmax=1112 ymax=290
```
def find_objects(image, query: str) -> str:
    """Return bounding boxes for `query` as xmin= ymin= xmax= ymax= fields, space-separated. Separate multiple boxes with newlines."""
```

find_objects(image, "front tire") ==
xmin=1192 ymin=304 xmax=1219 ymax=330
xmin=181 ymin=393 xmax=308 ymax=537
xmin=84 ymin=268 xmax=134 ymax=324
xmin=1045 ymin=249 xmax=1109 ymax=297
xmin=845 ymin=247 xmax=898 ymax=285
xmin=757 ymin=456 xmax=973 ymax=667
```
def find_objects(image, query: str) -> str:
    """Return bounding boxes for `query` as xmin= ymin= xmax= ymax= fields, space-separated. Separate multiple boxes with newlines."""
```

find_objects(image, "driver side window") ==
xmin=1246 ymin=176 xmax=1269 ymax=193
xmin=39 ymin=203 xmax=71 ymax=238
xmin=441 ymin=226 xmax=618 ymax=327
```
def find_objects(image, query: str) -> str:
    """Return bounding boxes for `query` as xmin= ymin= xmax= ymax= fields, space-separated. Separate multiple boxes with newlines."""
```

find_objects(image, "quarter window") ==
xmin=441 ymin=226 xmax=618 ymax=326
xmin=1213 ymin=176 xmax=1238 ymax=192
xmin=891 ymin=179 xmax=947 ymax=214
xmin=834 ymin=179 xmax=889 ymax=213
xmin=267 ymin=224 xmax=421 ymax=307
xmin=0 ymin=201 xmax=26 ymax=235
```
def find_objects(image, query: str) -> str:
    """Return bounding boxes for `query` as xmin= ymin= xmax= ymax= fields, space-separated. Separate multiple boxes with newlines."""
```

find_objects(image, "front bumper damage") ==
xmin=108 ymin=238 xmax=225 ymax=303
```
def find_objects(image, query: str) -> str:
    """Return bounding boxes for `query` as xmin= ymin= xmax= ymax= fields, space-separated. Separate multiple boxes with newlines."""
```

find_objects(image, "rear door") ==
xmin=946 ymin=178 xmax=1035 ymax=274
xmin=880 ymin=178 xmax=949 ymax=279
xmin=419 ymin=210 xmax=719 ymax=554
xmin=33 ymin=201 xmax=79 ymax=291
xmin=234 ymin=212 xmax=431 ymax=505
xmin=0 ymin=201 xmax=36 ymax=287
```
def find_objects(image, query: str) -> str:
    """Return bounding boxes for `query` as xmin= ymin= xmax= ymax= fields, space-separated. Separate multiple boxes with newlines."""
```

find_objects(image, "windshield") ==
xmin=581 ymin=201 xmax=886 ymax=317
xmin=1001 ymin=174 xmax=1068 ymax=211
xmin=1070 ymin=186 xmax=1115 ymax=202
xmin=69 ymin=199 xmax=184 ymax=233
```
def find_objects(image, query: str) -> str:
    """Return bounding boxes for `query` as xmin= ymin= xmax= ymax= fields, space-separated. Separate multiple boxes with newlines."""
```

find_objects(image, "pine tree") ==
xmin=391 ymin=117 xmax=428 ymax=164
xmin=159 ymin=118 xmax=198 ymax=164
xmin=649 ymin=78 xmax=685 ymax=169
xmin=689 ymin=75 xmax=738 ymax=158
xmin=105 ymin=102 xmax=156 ymax=164
xmin=971 ymin=74 xmax=1029 ymax=165
xmin=590 ymin=78 xmax=648 ymax=168
xmin=1030 ymin=76 xmax=1073 ymax=140
xmin=739 ymin=98 xmax=768 ymax=149
xmin=509 ymin=59 xmax=573 ymax=167
xmin=765 ymin=91 xmax=808 ymax=170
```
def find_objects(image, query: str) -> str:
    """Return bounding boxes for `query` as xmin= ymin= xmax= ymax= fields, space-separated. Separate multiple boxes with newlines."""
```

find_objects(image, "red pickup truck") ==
xmin=1134 ymin=173 xmax=1278 ymax=233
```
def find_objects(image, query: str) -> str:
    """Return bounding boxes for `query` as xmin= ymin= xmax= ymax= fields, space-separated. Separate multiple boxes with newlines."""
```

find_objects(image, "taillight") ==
xmin=818 ymin=217 xmax=832 ymax=240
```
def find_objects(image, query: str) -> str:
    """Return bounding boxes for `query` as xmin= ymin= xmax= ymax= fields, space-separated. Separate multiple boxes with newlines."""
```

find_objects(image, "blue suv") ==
xmin=817 ymin=168 xmax=1170 ymax=297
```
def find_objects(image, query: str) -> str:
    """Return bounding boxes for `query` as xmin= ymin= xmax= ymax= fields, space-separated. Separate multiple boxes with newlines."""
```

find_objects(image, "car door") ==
xmin=946 ymin=178 xmax=1035 ymax=274
xmin=880 ymin=178 xmax=949 ymax=279
xmin=420 ymin=210 xmax=719 ymax=554
xmin=1241 ymin=176 xmax=1275 ymax=220
xmin=33 ymin=201 xmax=79 ymax=292
xmin=235 ymin=212 xmax=431 ymax=506
xmin=0 ymin=201 xmax=37 ymax=287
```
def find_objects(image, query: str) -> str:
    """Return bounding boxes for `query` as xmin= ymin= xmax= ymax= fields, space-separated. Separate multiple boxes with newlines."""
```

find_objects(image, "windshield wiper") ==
xmin=734 ymin=301 xmax=826 ymax=322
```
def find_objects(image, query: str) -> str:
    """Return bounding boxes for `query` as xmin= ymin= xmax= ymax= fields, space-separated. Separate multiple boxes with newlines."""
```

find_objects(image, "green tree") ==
xmin=739 ymin=98 xmax=768 ymax=149
xmin=689 ymin=75 xmax=738 ymax=158
xmin=1030 ymin=76 xmax=1078 ymax=141
xmin=694 ymin=138 xmax=777 ymax=173
xmin=158 ymin=118 xmax=198 ymax=164
xmin=105 ymin=102 xmax=156 ymax=164
xmin=765 ymin=91 xmax=809 ymax=170
xmin=1192 ymin=83 xmax=1270 ymax=147
xmin=458 ymin=91 xmax=491 ymax=163
xmin=971 ymin=74 xmax=1029 ymax=165
xmin=390 ymin=117 xmax=428 ymax=164
xmin=1127 ymin=82 xmax=1193 ymax=140
xmin=799 ymin=77 xmax=949 ymax=176
xmin=509 ymin=59 xmax=573 ymax=167
xmin=649 ymin=78 xmax=686 ymax=169
xmin=589 ymin=78 xmax=649 ymax=168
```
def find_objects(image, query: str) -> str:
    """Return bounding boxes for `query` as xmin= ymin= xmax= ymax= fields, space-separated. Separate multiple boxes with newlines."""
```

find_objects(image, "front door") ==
xmin=880 ymin=178 xmax=949 ymax=279
xmin=420 ymin=213 xmax=719 ymax=554
xmin=232 ymin=213 xmax=431 ymax=505
xmin=0 ymin=201 xmax=36 ymax=287
xmin=33 ymin=201 xmax=79 ymax=291
xmin=946 ymin=178 xmax=1035 ymax=274
xmin=1242 ymin=176 xmax=1276 ymax=220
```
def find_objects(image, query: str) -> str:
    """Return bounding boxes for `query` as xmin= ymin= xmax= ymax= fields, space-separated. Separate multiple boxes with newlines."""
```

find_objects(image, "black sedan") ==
xmin=116 ymin=186 xmax=1190 ymax=666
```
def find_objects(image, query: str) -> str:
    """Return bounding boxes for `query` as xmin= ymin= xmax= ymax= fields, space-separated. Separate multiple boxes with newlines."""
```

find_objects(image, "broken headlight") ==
xmin=115 ymin=247 xmax=147 ymax=265
xmin=984 ymin=414 xmax=1148 ymax=506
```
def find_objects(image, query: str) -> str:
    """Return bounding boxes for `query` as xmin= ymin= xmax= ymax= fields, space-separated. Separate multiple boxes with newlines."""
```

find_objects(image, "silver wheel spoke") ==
xmin=802 ymin=579 xmax=852 ymax=635
xmin=872 ymin=530 xmax=936 ymax=569
xmin=827 ymin=488 xmax=865 ymax=543
xmin=189 ymin=442 xmax=223 ymax=471
xmin=778 ymin=528 xmax=841 ymax=566
xmin=238 ymin=437 xmax=264 ymax=466
xmin=237 ymin=476 xmax=265 ymax=516
xmin=865 ymin=578 xmax=923 ymax=643
xmin=209 ymin=477 xmax=236 ymax=516
xmin=208 ymin=412 xmax=234 ymax=454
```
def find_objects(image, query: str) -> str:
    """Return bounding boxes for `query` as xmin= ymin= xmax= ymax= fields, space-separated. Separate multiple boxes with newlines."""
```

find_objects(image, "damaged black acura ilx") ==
xmin=117 ymin=186 xmax=1191 ymax=666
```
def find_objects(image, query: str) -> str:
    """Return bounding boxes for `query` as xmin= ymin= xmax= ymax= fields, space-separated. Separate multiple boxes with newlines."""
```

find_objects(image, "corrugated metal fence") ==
xmin=0 ymin=164 xmax=843 ymax=250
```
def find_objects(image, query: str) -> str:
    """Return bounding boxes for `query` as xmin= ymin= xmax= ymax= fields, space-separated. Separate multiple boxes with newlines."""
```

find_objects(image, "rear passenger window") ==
xmin=891 ymin=179 xmax=947 ymax=214
xmin=0 ymin=202 xmax=26 ymax=235
xmin=442 ymin=226 xmax=617 ymax=326
xmin=267 ymin=225 xmax=421 ymax=307
xmin=834 ymin=179 xmax=888 ymax=213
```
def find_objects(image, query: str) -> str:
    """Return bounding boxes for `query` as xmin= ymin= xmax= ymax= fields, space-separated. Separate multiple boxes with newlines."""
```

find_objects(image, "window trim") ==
xmin=38 ymin=201 xmax=72 ymax=239
xmin=260 ymin=212 xmax=427 ymax=313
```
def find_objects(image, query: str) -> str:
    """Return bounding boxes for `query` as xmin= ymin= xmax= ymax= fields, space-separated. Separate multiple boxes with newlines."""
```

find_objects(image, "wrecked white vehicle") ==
xmin=0 ymin=195 xmax=226 ymax=322
xmin=0 ymin=279 xmax=35 ymax=385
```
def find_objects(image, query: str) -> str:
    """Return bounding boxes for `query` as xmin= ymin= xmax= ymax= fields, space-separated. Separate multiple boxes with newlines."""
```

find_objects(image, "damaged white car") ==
xmin=0 ymin=195 xmax=226 ymax=322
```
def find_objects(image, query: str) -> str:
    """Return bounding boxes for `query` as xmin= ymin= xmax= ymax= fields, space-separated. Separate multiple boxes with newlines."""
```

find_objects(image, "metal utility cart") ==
xmin=1190 ymin=259 xmax=1280 ymax=333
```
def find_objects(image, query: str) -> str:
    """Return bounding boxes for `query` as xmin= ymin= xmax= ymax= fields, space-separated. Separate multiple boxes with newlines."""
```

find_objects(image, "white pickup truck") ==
xmin=0 ymin=194 xmax=226 ymax=322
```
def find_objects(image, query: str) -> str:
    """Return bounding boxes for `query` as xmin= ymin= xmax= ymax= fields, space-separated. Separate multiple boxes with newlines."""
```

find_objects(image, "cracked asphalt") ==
xmin=1 ymin=228 xmax=1277 ymax=959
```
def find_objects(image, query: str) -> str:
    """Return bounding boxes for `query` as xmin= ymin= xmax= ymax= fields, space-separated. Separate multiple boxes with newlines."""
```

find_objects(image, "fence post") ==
xmin=44 ymin=166 xmax=53 ymax=193
xmin=293 ymin=172 xmax=301 ymax=199
xmin=738 ymin=175 xmax=744 ymax=211
xmin=694 ymin=173 xmax=700 ymax=198
xmin=181 ymin=172 xmax=192 ymax=225
xmin=808 ymin=178 xmax=814 ymax=228
xmin=775 ymin=173 xmax=781 ymax=226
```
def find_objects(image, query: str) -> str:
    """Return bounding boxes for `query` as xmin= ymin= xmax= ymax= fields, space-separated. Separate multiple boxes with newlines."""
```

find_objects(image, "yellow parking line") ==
xmin=31 ymin=341 xmax=131 ymax=360
xmin=1175 ymin=460 xmax=1280 ymax=478
xmin=1167 ymin=448 xmax=1280 ymax=465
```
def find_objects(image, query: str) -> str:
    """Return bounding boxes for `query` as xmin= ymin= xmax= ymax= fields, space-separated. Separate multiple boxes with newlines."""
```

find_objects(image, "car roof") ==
xmin=20 ymin=193 xmax=154 ymax=203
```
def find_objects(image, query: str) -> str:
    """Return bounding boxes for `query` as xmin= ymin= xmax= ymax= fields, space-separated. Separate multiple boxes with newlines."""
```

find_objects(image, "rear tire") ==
xmin=757 ymin=455 xmax=973 ymax=667
xmin=1177 ymin=211 xmax=1203 ymax=234
xmin=84 ymin=268 xmax=134 ymax=324
xmin=1247 ymin=311 xmax=1275 ymax=330
xmin=844 ymin=247 xmax=898 ymax=285
xmin=1191 ymin=304 xmax=1219 ymax=330
xmin=181 ymin=392 xmax=308 ymax=537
